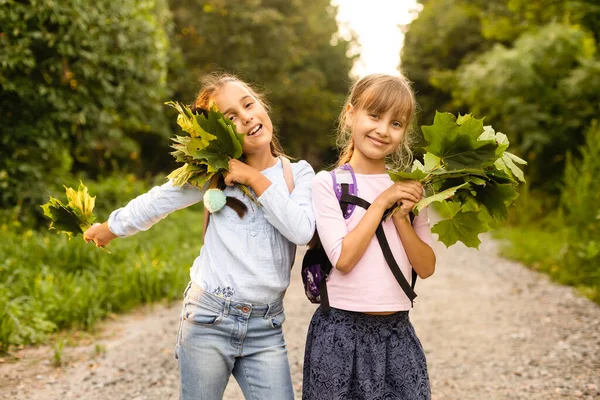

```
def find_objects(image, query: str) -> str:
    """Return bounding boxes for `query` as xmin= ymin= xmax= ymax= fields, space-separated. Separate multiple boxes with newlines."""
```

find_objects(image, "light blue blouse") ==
xmin=108 ymin=159 xmax=315 ymax=304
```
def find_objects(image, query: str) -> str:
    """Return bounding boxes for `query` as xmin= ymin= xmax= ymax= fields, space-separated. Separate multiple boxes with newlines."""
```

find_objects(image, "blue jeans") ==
xmin=175 ymin=282 xmax=294 ymax=400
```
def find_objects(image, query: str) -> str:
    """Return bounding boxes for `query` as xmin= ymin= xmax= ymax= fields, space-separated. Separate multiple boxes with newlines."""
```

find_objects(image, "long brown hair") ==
xmin=193 ymin=72 xmax=286 ymax=218
xmin=335 ymin=73 xmax=417 ymax=170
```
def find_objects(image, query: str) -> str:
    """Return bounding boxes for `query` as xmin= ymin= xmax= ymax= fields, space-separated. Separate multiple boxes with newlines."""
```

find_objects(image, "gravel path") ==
xmin=1 ymin=235 xmax=599 ymax=399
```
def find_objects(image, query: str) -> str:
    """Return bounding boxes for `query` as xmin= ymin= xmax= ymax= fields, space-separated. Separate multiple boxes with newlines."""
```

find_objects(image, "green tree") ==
xmin=450 ymin=24 xmax=599 ymax=188
xmin=471 ymin=0 xmax=600 ymax=43
xmin=0 ymin=0 xmax=174 ymax=224
xmin=167 ymin=0 xmax=356 ymax=168
xmin=401 ymin=0 xmax=492 ymax=131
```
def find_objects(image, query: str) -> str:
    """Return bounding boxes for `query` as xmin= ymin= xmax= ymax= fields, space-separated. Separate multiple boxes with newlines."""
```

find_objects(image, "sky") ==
xmin=332 ymin=0 xmax=422 ymax=77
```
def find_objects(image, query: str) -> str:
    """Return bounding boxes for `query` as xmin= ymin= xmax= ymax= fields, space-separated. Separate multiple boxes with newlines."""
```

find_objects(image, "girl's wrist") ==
xmin=247 ymin=172 xmax=271 ymax=196
xmin=372 ymin=197 xmax=390 ymax=214
xmin=246 ymin=170 xmax=263 ymax=186
xmin=392 ymin=211 xmax=411 ymax=225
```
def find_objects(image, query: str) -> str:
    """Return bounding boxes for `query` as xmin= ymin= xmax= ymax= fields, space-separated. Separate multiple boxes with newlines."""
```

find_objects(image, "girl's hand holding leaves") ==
xmin=388 ymin=112 xmax=527 ymax=249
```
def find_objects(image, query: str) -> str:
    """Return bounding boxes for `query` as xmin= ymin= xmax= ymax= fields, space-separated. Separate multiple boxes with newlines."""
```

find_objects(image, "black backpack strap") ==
xmin=409 ymin=211 xmax=417 ymax=291
xmin=374 ymin=224 xmax=417 ymax=304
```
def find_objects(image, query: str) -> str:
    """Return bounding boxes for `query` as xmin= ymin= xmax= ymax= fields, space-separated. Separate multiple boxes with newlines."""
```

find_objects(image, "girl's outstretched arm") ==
xmin=84 ymin=180 xmax=204 ymax=245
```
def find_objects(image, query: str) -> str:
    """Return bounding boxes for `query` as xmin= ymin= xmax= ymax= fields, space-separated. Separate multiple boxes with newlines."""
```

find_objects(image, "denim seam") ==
xmin=237 ymin=317 xmax=249 ymax=357
xmin=240 ymin=356 xmax=259 ymax=400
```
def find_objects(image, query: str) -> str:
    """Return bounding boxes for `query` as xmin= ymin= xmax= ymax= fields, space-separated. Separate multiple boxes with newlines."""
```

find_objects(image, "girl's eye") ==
xmin=229 ymin=115 xmax=236 ymax=121
xmin=245 ymin=102 xmax=254 ymax=109
xmin=369 ymin=113 xmax=378 ymax=119
xmin=392 ymin=121 xmax=403 ymax=128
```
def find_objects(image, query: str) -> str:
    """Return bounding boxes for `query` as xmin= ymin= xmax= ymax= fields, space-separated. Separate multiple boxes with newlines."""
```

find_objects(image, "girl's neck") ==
xmin=245 ymin=149 xmax=278 ymax=171
xmin=349 ymin=153 xmax=387 ymax=174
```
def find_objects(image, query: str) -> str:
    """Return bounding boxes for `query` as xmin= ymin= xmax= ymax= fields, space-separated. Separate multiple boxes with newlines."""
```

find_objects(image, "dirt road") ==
xmin=1 ymin=235 xmax=599 ymax=399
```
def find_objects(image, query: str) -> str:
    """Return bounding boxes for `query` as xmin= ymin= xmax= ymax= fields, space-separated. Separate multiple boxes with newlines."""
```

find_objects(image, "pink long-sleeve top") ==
xmin=312 ymin=170 xmax=435 ymax=312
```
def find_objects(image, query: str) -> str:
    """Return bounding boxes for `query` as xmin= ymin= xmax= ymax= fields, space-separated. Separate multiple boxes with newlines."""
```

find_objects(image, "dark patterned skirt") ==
xmin=303 ymin=307 xmax=431 ymax=400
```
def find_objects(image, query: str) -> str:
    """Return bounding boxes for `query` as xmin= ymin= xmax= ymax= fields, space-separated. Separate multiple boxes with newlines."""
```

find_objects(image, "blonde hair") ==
xmin=193 ymin=72 xmax=287 ymax=158
xmin=336 ymin=73 xmax=417 ymax=170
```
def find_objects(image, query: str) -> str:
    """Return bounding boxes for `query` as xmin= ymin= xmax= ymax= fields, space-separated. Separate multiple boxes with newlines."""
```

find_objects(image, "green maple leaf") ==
xmin=186 ymin=137 xmax=213 ymax=159
xmin=484 ymin=167 xmax=516 ymax=184
xmin=414 ymin=182 xmax=470 ymax=213
xmin=388 ymin=169 xmax=428 ymax=182
xmin=431 ymin=201 xmax=488 ymax=248
xmin=495 ymin=152 xmax=527 ymax=183
xmin=422 ymin=112 xmax=499 ymax=170
xmin=478 ymin=125 xmax=509 ymax=156
xmin=473 ymin=182 xmax=520 ymax=222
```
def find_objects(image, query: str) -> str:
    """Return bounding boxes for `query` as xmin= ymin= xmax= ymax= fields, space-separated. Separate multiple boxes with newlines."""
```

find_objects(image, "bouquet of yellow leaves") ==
xmin=41 ymin=182 xmax=97 ymax=238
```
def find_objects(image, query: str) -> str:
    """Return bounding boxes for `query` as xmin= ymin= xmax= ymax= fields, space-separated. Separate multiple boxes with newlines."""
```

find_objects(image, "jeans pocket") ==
xmin=183 ymin=299 xmax=223 ymax=326
xmin=269 ymin=310 xmax=286 ymax=329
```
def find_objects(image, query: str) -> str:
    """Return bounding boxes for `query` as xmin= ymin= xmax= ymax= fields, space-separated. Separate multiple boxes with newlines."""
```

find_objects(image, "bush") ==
xmin=559 ymin=121 xmax=600 ymax=301
xmin=496 ymin=121 xmax=600 ymax=303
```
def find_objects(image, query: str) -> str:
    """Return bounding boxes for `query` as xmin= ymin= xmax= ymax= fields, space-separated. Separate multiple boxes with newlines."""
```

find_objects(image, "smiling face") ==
xmin=347 ymin=104 xmax=407 ymax=162
xmin=212 ymin=81 xmax=274 ymax=155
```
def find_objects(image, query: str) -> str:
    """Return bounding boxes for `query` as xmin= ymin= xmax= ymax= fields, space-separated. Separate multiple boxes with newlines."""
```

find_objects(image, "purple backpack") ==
xmin=301 ymin=164 xmax=418 ymax=312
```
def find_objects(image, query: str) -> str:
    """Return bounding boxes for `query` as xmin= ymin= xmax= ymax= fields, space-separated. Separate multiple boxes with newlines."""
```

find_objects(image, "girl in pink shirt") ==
xmin=303 ymin=74 xmax=436 ymax=400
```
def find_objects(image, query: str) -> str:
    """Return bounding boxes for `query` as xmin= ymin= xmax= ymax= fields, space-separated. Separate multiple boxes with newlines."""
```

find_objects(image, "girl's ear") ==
xmin=345 ymin=103 xmax=355 ymax=128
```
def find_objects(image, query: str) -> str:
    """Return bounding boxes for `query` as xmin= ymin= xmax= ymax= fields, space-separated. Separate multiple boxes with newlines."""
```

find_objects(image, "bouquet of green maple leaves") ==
xmin=165 ymin=101 xmax=257 ymax=203
xmin=388 ymin=112 xmax=526 ymax=249
xmin=41 ymin=182 xmax=107 ymax=249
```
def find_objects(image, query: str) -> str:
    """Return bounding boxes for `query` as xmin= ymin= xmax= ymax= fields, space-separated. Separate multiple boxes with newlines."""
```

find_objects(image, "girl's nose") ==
xmin=242 ymin=113 xmax=253 ymax=125
xmin=375 ymin=121 xmax=389 ymax=136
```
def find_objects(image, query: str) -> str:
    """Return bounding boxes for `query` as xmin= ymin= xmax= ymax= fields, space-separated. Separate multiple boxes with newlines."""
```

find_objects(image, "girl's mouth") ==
xmin=367 ymin=136 xmax=387 ymax=147
xmin=247 ymin=125 xmax=263 ymax=137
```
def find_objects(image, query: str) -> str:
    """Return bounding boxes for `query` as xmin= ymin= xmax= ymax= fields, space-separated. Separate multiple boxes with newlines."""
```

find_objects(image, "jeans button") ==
xmin=241 ymin=306 xmax=250 ymax=313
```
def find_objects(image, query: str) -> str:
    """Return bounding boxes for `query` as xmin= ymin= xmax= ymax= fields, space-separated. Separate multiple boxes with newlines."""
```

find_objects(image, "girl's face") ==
xmin=347 ymin=105 xmax=406 ymax=161
xmin=213 ymin=81 xmax=273 ymax=155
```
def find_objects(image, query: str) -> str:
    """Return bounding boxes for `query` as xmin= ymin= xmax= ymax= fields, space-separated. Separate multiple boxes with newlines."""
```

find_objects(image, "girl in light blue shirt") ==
xmin=84 ymin=72 xmax=315 ymax=400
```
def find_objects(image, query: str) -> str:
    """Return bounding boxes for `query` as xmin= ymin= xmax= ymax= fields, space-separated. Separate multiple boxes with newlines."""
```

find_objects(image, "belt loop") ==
xmin=183 ymin=281 xmax=192 ymax=298
xmin=263 ymin=303 xmax=271 ymax=319
xmin=223 ymin=298 xmax=230 ymax=317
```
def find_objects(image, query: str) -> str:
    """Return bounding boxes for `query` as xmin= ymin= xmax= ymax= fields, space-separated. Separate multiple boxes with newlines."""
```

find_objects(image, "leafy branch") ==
xmin=388 ymin=112 xmax=527 ymax=249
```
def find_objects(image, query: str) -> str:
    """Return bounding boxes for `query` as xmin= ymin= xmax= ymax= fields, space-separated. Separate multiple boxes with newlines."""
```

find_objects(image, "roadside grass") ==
xmin=0 ymin=207 xmax=203 ymax=353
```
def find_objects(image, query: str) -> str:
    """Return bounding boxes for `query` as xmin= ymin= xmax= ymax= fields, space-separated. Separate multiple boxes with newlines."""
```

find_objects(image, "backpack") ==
xmin=301 ymin=163 xmax=418 ymax=313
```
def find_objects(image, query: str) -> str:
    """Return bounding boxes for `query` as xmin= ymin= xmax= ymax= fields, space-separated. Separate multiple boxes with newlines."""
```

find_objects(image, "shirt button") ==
xmin=241 ymin=306 xmax=250 ymax=313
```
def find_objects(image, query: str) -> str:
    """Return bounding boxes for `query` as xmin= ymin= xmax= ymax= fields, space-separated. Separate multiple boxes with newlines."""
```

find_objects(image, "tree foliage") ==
xmin=0 ymin=0 xmax=174 ymax=222
xmin=450 ymin=24 xmax=599 ymax=188
xmin=400 ymin=0 xmax=492 ymax=131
